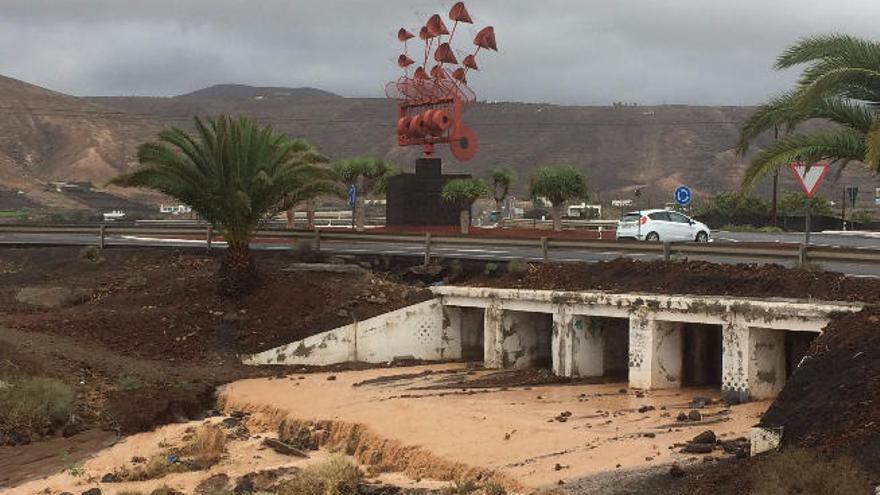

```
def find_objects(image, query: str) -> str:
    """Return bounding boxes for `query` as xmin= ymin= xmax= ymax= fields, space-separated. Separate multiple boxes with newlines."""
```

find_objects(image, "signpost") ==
xmin=347 ymin=184 xmax=357 ymax=229
xmin=674 ymin=185 xmax=692 ymax=207
xmin=843 ymin=186 xmax=859 ymax=230
xmin=788 ymin=162 xmax=829 ymax=245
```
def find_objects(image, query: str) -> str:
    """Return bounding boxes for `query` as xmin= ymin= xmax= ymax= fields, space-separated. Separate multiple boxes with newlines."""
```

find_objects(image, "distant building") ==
xmin=159 ymin=204 xmax=193 ymax=215
xmin=566 ymin=203 xmax=602 ymax=218
xmin=50 ymin=181 xmax=93 ymax=193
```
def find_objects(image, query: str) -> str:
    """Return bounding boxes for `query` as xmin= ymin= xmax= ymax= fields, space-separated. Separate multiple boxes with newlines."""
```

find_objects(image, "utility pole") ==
xmin=841 ymin=187 xmax=847 ymax=231
xmin=771 ymin=126 xmax=779 ymax=227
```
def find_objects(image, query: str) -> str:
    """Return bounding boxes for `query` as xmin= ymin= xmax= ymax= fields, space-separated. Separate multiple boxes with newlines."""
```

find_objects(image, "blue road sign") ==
xmin=347 ymin=184 xmax=357 ymax=208
xmin=674 ymin=185 xmax=692 ymax=206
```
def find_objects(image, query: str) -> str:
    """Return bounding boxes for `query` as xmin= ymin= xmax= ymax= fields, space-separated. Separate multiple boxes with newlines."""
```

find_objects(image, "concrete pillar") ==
xmin=721 ymin=320 xmax=750 ymax=403
xmin=440 ymin=306 xmax=464 ymax=361
xmin=484 ymin=302 xmax=505 ymax=368
xmin=748 ymin=328 xmax=786 ymax=400
xmin=552 ymin=307 xmax=604 ymax=378
xmin=722 ymin=321 xmax=787 ymax=402
xmin=628 ymin=313 xmax=683 ymax=389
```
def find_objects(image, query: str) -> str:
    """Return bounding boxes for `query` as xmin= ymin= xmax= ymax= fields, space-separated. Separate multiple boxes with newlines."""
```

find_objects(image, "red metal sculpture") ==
xmin=386 ymin=2 xmax=497 ymax=161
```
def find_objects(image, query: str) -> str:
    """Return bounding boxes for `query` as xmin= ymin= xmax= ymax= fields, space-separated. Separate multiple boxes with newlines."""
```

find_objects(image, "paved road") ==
xmin=715 ymin=230 xmax=880 ymax=248
xmin=2 ymin=231 xmax=879 ymax=277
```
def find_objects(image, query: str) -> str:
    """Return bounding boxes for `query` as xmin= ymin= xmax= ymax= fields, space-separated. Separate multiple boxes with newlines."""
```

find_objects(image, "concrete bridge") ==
xmin=244 ymin=286 xmax=862 ymax=403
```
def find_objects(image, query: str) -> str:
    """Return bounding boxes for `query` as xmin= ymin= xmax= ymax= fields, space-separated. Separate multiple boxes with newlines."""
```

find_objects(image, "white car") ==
xmin=616 ymin=209 xmax=710 ymax=242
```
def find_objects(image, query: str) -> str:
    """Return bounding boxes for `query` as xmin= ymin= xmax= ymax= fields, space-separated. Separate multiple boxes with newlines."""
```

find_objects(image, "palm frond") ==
xmin=742 ymin=128 xmax=866 ymax=190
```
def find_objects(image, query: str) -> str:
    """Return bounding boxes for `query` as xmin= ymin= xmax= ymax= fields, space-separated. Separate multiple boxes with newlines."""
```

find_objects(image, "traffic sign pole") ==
xmin=788 ymin=162 xmax=829 ymax=248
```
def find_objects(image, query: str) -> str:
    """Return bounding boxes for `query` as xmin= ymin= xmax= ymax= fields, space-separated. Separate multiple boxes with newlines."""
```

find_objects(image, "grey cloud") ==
xmin=1 ymin=0 xmax=878 ymax=104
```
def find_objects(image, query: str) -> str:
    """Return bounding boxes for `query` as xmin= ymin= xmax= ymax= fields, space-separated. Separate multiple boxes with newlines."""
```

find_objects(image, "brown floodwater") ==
xmin=220 ymin=364 xmax=770 ymax=488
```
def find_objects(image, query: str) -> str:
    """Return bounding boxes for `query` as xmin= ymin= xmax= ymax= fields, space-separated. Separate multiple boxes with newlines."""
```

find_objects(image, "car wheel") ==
xmin=645 ymin=232 xmax=660 ymax=241
xmin=695 ymin=231 xmax=708 ymax=243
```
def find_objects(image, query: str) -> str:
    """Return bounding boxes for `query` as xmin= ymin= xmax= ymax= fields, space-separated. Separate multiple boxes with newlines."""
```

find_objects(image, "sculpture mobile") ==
xmin=386 ymin=2 xmax=497 ymax=161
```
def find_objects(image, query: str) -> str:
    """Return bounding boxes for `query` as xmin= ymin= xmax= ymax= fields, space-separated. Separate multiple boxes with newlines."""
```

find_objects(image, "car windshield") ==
xmin=621 ymin=213 xmax=640 ymax=222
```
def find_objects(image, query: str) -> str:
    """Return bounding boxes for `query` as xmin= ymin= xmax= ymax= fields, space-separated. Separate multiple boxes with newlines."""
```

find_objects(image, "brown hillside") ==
xmin=1 ymin=76 xmax=876 ymax=210
xmin=0 ymin=75 xmax=162 ymax=210
xmin=91 ymin=85 xmax=878 ymax=201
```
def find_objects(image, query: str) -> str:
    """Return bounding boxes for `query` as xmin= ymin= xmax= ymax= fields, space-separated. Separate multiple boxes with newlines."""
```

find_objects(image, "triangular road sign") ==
xmin=788 ymin=162 xmax=829 ymax=198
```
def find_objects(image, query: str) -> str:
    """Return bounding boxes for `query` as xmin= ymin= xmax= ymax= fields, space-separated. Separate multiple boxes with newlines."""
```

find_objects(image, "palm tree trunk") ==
xmin=460 ymin=209 xmax=470 ymax=235
xmin=550 ymin=205 xmax=563 ymax=231
xmin=306 ymin=199 xmax=316 ymax=230
xmin=496 ymin=199 xmax=505 ymax=228
xmin=285 ymin=208 xmax=295 ymax=229
xmin=219 ymin=241 xmax=258 ymax=296
xmin=355 ymin=176 xmax=366 ymax=232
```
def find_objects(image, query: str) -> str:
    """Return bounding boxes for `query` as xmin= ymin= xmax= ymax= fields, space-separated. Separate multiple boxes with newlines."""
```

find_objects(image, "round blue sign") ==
xmin=674 ymin=185 xmax=692 ymax=206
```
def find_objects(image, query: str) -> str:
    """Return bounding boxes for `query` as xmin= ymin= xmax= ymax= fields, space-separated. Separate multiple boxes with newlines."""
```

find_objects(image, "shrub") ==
xmin=277 ymin=455 xmax=362 ymax=495
xmin=0 ymin=377 xmax=74 ymax=433
xmin=180 ymin=424 xmax=227 ymax=466
xmin=117 ymin=375 xmax=142 ymax=391
xmin=750 ymin=448 xmax=873 ymax=494
xmin=506 ymin=258 xmax=530 ymax=275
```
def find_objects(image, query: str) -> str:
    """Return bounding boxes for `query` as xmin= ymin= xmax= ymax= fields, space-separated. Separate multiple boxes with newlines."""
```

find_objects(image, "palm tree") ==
xmin=738 ymin=34 xmax=880 ymax=190
xmin=441 ymin=178 xmax=489 ymax=234
xmin=110 ymin=116 xmax=331 ymax=296
xmin=332 ymin=157 xmax=395 ymax=232
xmin=529 ymin=166 xmax=588 ymax=231
xmin=284 ymin=178 xmax=344 ymax=229
xmin=490 ymin=167 xmax=515 ymax=227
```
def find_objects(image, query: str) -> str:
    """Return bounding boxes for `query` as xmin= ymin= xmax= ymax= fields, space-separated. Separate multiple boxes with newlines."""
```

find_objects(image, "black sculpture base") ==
xmin=386 ymin=158 xmax=471 ymax=226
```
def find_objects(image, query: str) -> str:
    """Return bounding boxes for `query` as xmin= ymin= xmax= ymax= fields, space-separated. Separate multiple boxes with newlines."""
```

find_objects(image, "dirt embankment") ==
xmin=760 ymin=308 xmax=880 ymax=474
xmin=0 ymin=247 xmax=431 ymax=361
xmin=462 ymin=258 xmax=880 ymax=303
xmin=0 ymin=246 xmax=431 ymax=477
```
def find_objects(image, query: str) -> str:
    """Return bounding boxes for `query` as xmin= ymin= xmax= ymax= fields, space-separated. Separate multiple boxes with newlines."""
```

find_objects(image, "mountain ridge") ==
xmin=0 ymin=75 xmax=876 ymax=211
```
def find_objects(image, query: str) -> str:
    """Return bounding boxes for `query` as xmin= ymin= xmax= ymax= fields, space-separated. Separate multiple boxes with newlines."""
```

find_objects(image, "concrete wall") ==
xmin=244 ymin=285 xmax=858 ymax=404
xmin=485 ymin=309 xmax=552 ymax=369
xmin=552 ymin=309 xmax=605 ymax=378
xmin=243 ymin=299 xmax=458 ymax=365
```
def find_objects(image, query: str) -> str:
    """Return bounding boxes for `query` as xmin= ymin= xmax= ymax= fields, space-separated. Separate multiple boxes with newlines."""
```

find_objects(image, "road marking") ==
xmin=121 ymin=235 xmax=213 ymax=245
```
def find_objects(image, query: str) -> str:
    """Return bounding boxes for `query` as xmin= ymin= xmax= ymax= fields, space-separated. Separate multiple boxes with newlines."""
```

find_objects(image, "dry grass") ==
xmin=116 ymin=454 xmax=186 ymax=481
xmin=116 ymin=424 xmax=228 ymax=481
xmin=180 ymin=424 xmax=228 ymax=467
xmin=275 ymin=455 xmax=362 ymax=495
xmin=750 ymin=448 xmax=874 ymax=494
xmin=0 ymin=377 xmax=74 ymax=434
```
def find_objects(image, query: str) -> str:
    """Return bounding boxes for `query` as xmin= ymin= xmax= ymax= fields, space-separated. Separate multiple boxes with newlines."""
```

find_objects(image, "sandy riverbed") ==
xmin=221 ymin=364 xmax=769 ymax=489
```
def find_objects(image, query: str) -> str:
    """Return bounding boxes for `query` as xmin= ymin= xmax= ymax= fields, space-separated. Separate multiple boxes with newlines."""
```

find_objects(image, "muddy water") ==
xmin=5 ymin=364 xmax=769 ymax=493
xmin=221 ymin=364 xmax=770 ymax=489
xmin=3 ymin=418 xmax=322 ymax=495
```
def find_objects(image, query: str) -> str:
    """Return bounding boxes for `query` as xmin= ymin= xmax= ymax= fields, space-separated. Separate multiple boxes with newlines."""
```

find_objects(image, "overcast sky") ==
xmin=2 ymin=0 xmax=879 ymax=105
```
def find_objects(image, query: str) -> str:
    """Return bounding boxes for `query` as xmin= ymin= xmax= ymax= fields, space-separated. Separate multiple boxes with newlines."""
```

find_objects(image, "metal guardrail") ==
xmin=1 ymin=223 xmax=879 ymax=265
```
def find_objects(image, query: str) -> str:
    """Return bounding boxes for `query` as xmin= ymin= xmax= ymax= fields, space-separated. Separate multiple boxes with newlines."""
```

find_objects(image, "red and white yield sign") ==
xmin=788 ymin=162 xmax=830 ymax=198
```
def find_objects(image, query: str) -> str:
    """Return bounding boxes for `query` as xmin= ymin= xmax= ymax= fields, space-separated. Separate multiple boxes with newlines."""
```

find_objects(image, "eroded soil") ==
xmin=463 ymin=258 xmax=880 ymax=303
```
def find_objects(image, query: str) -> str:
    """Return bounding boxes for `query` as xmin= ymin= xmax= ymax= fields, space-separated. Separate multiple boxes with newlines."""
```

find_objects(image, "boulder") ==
xmin=263 ymin=438 xmax=309 ymax=457
xmin=691 ymin=430 xmax=716 ymax=444
xmin=682 ymin=443 xmax=714 ymax=454
xmin=15 ymin=287 xmax=90 ymax=309
xmin=687 ymin=409 xmax=702 ymax=421
xmin=195 ymin=473 xmax=230 ymax=494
